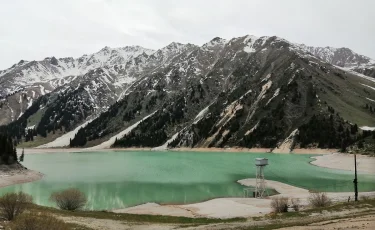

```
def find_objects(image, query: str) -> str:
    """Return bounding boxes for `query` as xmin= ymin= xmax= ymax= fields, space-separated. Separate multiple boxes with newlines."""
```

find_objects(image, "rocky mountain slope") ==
xmin=73 ymin=36 xmax=375 ymax=150
xmin=297 ymin=44 xmax=375 ymax=78
xmin=1 ymin=35 xmax=375 ymax=150
xmin=0 ymin=46 xmax=154 ymax=125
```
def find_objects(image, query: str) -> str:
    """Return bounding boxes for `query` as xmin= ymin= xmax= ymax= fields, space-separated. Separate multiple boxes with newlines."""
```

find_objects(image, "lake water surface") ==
xmin=1 ymin=151 xmax=374 ymax=210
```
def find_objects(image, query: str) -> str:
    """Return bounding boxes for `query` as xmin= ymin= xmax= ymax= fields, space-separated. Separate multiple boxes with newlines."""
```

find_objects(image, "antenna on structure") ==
xmin=254 ymin=158 xmax=268 ymax=198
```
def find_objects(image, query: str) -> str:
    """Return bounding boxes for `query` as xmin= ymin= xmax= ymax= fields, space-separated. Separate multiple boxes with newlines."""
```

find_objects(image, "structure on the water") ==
xmin=254 ymin=158 xmax=268 ymax=198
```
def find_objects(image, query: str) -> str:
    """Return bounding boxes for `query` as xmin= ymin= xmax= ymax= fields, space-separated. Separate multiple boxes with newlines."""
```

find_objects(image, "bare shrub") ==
xmin=291 ymin=198 xmax=301 ymax=211
xmin=271 ymin=197 xmax=289 ymax=213
xmin=10 ymin=213 xmax=68 ymax=230
xmin=308 ymin=192 xmax=332 ymax=207
xmin=0 ymin=192 xmax=32 ymax=220
xmin=49 ymin=188 xmax=87 ymax=211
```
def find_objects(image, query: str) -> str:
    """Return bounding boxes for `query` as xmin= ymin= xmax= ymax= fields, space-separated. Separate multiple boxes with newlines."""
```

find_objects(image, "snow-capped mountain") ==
xmin=66 ymin=35 xmax=375 ymax=150
xmin=0 ymin=43 xmax=193 ymax=125
xmin=297 ymin=44 xmax=375 ymax=77
xmin=0 ymin=46 xmax=155 ymax=96
xmin=1 ymin=35 xmax=375 ymax=151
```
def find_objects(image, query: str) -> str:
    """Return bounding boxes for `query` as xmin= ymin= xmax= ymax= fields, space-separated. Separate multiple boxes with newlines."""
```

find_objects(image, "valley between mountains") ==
xmin=1 ymin=35 xmax=375 ymax=152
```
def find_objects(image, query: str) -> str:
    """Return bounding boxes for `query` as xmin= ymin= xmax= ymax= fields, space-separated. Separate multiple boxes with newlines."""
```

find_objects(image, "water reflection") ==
xmin=2 ymin=181 xmax=250 ymax=210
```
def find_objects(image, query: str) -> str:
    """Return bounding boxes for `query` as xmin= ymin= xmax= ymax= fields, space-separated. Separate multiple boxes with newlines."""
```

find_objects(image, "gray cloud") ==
xmin=0 ymin=0 xmax=374 ymax=69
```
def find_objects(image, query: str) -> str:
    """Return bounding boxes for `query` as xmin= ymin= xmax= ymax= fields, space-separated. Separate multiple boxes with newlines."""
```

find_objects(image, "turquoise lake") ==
xmin=1 ymin=151 xmax=374 ymax=210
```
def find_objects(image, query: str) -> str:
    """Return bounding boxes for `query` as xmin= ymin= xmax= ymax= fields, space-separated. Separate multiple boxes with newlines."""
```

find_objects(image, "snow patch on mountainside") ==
xmin=361 ymin=83 xmax=375 ymax=91
xmin=193 ymin=105 xmax=211 ymax=124
xmin=273 ymin=129 xmax=299 ymax=153
xmin=0 ymin=46 xmax=155 ymax=97
xmin=27 ymin=98 xmax=33 ymax=109
xmin=245 ymin=122 xmax=259 ymax=136
xmin=39 ymin=85 xmax=45 ymax=95
xmin=266 ymin=88 xmax=280 ymax=105
xmin=243 ymin=35 xmax=258 ymax=53
xmin=245 ymin=80 xmax=272 ymax=124
xmin=88 ymin=111 xmax=157 ymax=149
xmin=7 ymin=105 xmax=14 ymax=121
xmin=37 ymin=118 xmax=94 ymax=148
xmin=202 ymin=37 xmax=228 ymax=50
xmin=152 ymin=129 xmax=186 ymax=151
xmin=360 ymin=126 xmax=375 ymax=131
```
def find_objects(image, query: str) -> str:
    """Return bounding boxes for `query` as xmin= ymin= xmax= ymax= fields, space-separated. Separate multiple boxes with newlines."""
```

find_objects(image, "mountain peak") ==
xmin=243 ymin=35 xmax=259 ymax=42
xmin=100 ymin=46 xmax=112 ymax=51
xmin=203 ymin=37 xmax=228 ymax=48
xmin=165 ymin=42 xmax=184 ymax=49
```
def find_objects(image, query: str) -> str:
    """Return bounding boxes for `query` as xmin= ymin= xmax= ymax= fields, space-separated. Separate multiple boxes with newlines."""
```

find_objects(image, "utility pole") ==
xmin=354 ymin=153 xmax=358 ymax=201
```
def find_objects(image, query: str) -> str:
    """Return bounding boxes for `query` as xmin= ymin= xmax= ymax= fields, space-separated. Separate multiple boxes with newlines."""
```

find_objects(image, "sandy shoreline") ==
xmin=115 ymin=178 xmax=375 ymax=218
xmin=0 ymin=164 xmax=43 ymax=189
xmin=310 ymin=153 xmax=375 ymax=174
xmin=20 ymin=147 xmax=336 ymax=154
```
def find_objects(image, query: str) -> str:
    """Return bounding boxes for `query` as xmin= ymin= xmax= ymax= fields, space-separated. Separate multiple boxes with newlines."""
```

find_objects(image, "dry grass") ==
xmin=9 ymin=213 xmax=69 ymax=230
xmin=360 ymin=195 xmax=372 ymax=201
xmin=271 ymin=197 xmax=289 ymax=213
xmin=308 ymin=192 xmax=332 ymax=208
xmin=0 ymin=192 xmax=32 ymax=220
xmin=50 ymin=188 xmax=87 ymax=211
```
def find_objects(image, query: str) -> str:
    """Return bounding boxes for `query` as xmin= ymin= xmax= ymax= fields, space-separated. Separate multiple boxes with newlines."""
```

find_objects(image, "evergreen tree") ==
xmin=0 ymin=134 xmax=18 ymax=164
xmin=20 ymin=149 xmax=24 ymax=162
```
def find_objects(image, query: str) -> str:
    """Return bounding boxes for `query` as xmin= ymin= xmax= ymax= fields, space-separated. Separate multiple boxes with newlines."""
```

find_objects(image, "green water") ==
xmin=0 ymin=151 xmax=374 ymax=210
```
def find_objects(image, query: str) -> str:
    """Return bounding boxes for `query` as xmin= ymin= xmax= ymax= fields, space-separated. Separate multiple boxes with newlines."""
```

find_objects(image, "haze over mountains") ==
xmin=1 ymin=35 xmax=375 ymax=151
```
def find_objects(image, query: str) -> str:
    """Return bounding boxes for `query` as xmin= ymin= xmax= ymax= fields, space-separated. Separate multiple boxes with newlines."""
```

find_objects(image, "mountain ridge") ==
xmin=1 ymin=34 xmax=375 ymax=152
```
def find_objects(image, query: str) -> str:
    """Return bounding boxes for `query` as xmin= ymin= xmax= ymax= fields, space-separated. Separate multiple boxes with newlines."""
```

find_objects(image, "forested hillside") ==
xmin=1 ymin=35 xmax=375 ymax=152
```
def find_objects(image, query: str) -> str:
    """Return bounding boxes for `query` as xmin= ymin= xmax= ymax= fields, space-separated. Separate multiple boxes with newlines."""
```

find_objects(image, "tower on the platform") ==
xmin=254 ymin=158 xmax=268 ymax=198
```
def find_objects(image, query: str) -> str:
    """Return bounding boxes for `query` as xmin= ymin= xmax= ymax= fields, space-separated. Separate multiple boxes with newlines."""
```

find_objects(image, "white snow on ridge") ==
xmin=202 ymin=37 xmax=228 ymax=49
xmin=361 ymin=83 xmax=375 ymax=91
xmin=243 ymin=35 xmax=259 ymax=44
xmin=261 ymin=74 xmax=272 ymax=82
xmin=366 ymin=97 xmax=375 ymax=103
xmin=243 ymin=46 xmax=255 ymax=53
xmin=27 ymin=98 xmax=33 ymax=109
xmin=266 ymin=88 xmax=280 ymax=106
xmin=336 ymin=66 xmax=375 ymax=84
xmin=88 ymin=111 xmax=157 ymax=149
xmin=37 ymin=119 xmax=94 ymax=148
xmin=193 ymin=105 xmax=211 ymax=124
xmin=39 ymin=85 xmax=45 ymax=95
xmin=3 ymin=45 xmax=154 ymax=96
xmin=360 ymin=126 xmax=375 ymax=131
xmin=152 ymin=130 xmax=184 ymax=151
xmin=245 ymin=122 xmax=259 ymax=136
xmin=7 ymin=104 xmax=14 ymax=121
xmin=243 ymin=35 xmax=258 ymax=53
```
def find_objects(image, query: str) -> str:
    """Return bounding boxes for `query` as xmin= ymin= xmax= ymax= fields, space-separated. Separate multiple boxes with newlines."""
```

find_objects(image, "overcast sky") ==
xmin=0 ymin=0 xmax=374 ymax=69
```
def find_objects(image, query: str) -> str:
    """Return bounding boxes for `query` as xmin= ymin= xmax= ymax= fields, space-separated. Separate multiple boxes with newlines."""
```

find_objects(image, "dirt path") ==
xmin=59 ymin=216 xmax=180 ymax=230
xmin=279 ymin=214 xmax=375 ymax=230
